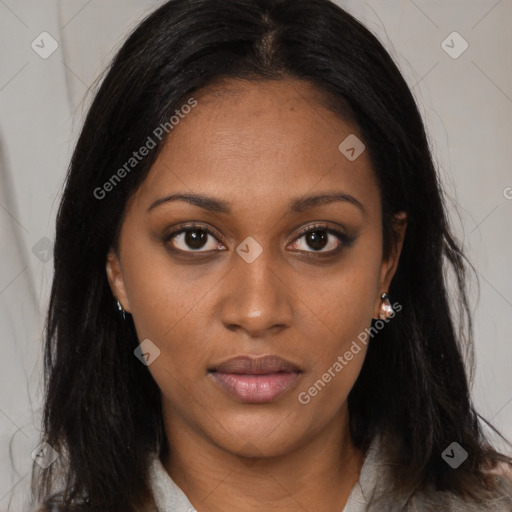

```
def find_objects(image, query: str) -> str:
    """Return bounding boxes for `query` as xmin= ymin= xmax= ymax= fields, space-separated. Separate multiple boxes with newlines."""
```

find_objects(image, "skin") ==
xmin=106 ymin=78 xmax=407 ymax=511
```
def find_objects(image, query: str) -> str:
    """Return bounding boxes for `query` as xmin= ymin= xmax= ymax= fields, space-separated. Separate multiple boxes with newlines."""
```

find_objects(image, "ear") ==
xmin=105 ymin=247 xmax=132 ymax=313
xmin=373 ymin=211 xmax=407 ymax=319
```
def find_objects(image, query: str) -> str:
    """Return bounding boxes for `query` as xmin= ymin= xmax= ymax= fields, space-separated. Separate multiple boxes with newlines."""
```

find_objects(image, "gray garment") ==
xmin=147 ymin=436 xmax=512 ymax=512
xmin=146 ymin=439 xmax=384 ymax=512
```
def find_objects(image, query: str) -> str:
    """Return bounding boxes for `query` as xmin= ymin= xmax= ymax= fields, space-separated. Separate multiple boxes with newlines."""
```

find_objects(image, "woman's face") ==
xmin=106 ymin=78 xmax=406 ymax=458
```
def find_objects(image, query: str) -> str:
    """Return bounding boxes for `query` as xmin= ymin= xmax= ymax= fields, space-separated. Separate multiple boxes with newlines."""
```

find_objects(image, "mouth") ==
xmin=207 ymin=355 xmax=303 ymax=403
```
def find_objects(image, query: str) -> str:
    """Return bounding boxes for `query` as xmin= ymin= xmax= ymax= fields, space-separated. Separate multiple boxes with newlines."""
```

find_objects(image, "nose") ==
xmin=219 ymin=247 xmax=294 ymax=338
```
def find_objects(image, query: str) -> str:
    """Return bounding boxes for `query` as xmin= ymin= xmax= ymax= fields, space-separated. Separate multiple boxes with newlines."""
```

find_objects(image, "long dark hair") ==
xmin=31 ymin=0 xmax=511 ymax=510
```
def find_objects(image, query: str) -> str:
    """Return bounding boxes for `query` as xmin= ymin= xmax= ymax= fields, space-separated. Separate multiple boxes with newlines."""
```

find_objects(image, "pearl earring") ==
xmin=379 ymin=292 xmax=393 ymax=320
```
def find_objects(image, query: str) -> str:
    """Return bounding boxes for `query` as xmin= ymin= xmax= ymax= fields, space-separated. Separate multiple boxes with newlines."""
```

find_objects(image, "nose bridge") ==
xmin=220 ymin=240 xmax=293 ymax=335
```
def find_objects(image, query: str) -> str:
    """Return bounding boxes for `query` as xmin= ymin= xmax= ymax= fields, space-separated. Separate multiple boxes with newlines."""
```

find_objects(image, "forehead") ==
xmin=129 ymin=78 xmax=380 ymax=219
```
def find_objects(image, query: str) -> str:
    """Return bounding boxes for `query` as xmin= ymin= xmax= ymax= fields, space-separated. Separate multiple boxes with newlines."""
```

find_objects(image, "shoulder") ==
xmin=488 ymin=459 xmax=512 ymax=480
xmin=487 ymin=459 xmax=512 ymax=501
xmin=364 ymin=435 xmax=512 ymax=511
xmin=407 ymin=461 xmax=512 ymax=512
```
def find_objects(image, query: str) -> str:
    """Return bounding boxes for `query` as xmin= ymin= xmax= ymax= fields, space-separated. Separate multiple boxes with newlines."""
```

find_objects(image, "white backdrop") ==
xmin=1 ymin=1 xmax=511 ymax=510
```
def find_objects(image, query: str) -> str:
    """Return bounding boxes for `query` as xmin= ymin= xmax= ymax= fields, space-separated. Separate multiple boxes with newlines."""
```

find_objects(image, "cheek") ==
xmin=298 ymin=251 xmax=381 ymax=356
xmin=293 ymin=242 xmax=380 ymax=403
xmin=295 ymin=282 xmax=371 ymax=419
xmin=298 ymin=347 xmax=367 ymax=407
xmin=127 ymin=269 xmax=210 ymax=375
xmin=121 ymin=252 xmax=220 ymax=396
xmin=120 ymin=227 xmax=211 ymax=345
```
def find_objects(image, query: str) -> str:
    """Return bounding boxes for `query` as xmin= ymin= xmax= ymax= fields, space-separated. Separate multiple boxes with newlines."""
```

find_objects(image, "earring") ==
xmin=379 ymin=292 xmax=393 ymax=320
xmin=116 ymin=299 xmax=126 ymax=321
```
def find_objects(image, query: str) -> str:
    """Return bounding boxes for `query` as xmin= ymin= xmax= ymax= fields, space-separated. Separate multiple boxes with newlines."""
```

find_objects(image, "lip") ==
xmin=208 ymin=355 xmax=303 ymax=403
xmin=209 ymin=354 xmax=302 ymax=374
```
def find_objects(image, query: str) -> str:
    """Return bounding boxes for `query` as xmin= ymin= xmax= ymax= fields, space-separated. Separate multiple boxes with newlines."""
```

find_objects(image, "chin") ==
xmin=206 ymin=413 xmax=307 ymax=459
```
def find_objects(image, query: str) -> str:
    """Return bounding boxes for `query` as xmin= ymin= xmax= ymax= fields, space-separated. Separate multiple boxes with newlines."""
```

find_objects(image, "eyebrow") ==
xmin=146 ymin=191 xmax=366 ymax=216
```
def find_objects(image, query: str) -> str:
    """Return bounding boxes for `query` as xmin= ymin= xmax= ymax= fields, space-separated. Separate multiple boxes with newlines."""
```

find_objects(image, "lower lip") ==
xmin=209 ymin=371 xmax=300 ymax=403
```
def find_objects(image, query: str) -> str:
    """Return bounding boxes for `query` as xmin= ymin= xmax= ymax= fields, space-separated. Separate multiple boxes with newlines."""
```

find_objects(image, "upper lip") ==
xmin=208 ymin=355 xmax=302 ymax=375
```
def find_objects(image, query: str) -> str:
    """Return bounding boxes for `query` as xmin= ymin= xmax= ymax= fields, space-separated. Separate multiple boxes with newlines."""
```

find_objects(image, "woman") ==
xmin=31 ymin=0 xmax=512 ymax=510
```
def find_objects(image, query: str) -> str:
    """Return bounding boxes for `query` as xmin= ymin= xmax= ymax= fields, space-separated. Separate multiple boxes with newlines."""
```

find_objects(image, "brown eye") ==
xmin=183 ymin=229 xmax=208 ymax=250
xmin=303 ymin=230 xmax=329 ymax=251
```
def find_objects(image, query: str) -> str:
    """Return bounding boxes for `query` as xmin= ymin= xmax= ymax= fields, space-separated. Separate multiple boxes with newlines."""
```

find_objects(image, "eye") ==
xmin=164 ymin=224 xmax=224 ymax=253
xmin=289 ymin=224 xmax=352 ymax=255
xmin=163 ymin=223 xmax=353 ymax=256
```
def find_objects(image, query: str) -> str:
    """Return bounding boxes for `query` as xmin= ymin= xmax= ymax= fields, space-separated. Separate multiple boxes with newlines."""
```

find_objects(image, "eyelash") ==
xmin=163 ymin=223 xmax=354 ymax=257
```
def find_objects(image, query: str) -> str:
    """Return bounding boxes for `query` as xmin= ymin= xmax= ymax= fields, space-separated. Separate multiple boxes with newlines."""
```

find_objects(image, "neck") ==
xmin=160 ymin=404 xmax=364 ymax=512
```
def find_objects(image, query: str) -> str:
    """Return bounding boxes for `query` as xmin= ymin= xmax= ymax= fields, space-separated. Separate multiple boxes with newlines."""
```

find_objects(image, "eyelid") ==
xmin=294 ymin=223 xmax=344 ymax=239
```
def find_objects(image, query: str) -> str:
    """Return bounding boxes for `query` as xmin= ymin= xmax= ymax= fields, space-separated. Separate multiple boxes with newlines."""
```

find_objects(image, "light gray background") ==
xmin=1 ymin=1 xmax=511 ymax=510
